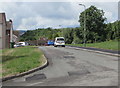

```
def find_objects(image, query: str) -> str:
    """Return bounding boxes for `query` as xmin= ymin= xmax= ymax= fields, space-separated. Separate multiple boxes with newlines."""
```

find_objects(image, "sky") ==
xmin=0 ymin=1 xmax=119 ymax=30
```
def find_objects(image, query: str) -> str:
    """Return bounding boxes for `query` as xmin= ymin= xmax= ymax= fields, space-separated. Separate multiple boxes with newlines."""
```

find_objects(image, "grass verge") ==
xmin=67 ymin=40 xmax=119 ymax=51
xmin=1 ymin=46 xmax=45 ymax=78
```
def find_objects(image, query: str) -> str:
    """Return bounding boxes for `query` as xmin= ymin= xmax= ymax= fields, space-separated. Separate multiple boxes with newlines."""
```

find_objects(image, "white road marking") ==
xmin=27 ymin=82 xmax=43 ymax=86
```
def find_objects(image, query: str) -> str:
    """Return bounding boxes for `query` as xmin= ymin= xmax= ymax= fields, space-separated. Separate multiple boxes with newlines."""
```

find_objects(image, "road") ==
xmin=2 ymin=46 xmax=118 ymax=86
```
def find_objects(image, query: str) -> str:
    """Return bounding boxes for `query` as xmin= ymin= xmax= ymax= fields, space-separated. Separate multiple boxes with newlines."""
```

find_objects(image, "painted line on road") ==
xmin=27 ymin=82 xmax=43 ymax=86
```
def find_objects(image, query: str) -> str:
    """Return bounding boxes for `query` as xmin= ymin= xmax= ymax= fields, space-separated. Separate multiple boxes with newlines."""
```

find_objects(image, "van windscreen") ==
xmin=57 ymin=38 xmax=64 ymax=41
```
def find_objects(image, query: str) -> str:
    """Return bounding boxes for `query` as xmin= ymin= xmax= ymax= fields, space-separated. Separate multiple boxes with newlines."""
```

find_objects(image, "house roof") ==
xmin=13 ymin=30 xmax=20 ymax=37
xmin=0 ymin=13 xmax=13 ymax=30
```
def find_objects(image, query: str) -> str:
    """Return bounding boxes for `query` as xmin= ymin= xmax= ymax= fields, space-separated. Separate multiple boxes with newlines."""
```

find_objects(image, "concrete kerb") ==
xmin=66 ymin=46 xmax=120 ymax=57
xmin=2 ymin=55 xmax=49 ymax=82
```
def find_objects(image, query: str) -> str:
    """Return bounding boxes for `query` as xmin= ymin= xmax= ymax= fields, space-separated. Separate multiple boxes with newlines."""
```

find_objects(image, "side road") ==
xmin=66 ymin=45 xmax=119 ymax=57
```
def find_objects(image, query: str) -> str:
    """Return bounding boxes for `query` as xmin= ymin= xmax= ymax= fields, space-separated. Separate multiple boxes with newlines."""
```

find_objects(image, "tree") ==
xmin=79 ymin=5 xmax=106 ymax=43
xmin=64 ymin=28 xmax=74 ymax=44
xmin=53 ymin=33 xmax=59 ymax=39
xmin=72 ymin=27 xmax=83 ymax=44
xmin=104 ymin=20 xmax=120 ymax=41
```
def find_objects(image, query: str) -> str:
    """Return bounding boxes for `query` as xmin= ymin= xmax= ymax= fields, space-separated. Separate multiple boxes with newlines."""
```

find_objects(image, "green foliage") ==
xmin=20 ymin=28 xmax=60 ymax=41
xmin=79 ymin=5 xmax=106 ymax=42
xmin=105 ymin=21 xmax=120 ymax=41
xmin=63 ymin=28 xmax=74 ymax=44
xmin=67 ymin=40 xmax=119 ymax=51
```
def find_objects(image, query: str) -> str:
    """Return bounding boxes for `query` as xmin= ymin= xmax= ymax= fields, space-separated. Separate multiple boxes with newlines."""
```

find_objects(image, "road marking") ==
xmin=27 ymin=82 xmax=43 ymax=86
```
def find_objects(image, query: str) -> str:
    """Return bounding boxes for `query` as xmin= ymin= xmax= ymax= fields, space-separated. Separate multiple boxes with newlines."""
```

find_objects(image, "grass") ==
xmin=67 ymin=40 xmax=119 ymax=51
xmin=1 ymin=46 xmax=45 ymax=78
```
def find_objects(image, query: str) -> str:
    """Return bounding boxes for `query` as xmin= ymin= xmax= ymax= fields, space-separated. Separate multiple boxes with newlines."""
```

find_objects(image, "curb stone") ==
xmin=66 ymin=46 xmax=120 ymax=57
xmin=2 ymin=55 xmax=48 ymax=82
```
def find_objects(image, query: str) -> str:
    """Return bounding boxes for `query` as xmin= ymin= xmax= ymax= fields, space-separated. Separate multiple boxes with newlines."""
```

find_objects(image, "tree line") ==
xmin=20 ymin=5 xmax=119 ymax=44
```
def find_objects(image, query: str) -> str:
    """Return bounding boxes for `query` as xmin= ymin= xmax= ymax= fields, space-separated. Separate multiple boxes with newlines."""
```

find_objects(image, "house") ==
xmin=6 ymin=20 xmax=13 ymax=48
xmin=13 ymin=30 xmax=20 ymax=43
xmin=0 ymin=13 xmax=6 ymax=49
xmin=0 ymin=13 xmax=13 ymax=49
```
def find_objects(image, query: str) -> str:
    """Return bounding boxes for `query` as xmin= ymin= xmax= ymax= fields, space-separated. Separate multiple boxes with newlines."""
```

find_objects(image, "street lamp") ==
xmin=59 ymin=25 xmax=64 ymax=37
xmin=79 ymin=4 xmax=86 ymax=47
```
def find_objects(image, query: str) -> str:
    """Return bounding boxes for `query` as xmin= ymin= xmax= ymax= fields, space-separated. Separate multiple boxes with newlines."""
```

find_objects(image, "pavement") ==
xmin=2 ymin=46 xmax=118 ymax=86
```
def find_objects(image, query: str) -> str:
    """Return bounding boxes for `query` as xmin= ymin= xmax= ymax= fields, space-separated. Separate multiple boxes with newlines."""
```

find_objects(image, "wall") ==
xmin=0 ymin=13 xmax=6 ymax=49
xmin=0 ymin=24 xmax=2 ymax=49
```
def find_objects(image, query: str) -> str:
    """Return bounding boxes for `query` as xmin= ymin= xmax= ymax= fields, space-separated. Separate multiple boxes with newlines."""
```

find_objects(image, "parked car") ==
xmin=47 ymin=40 xmax=54 ymax=46
xmin=19 ymin=42 xmax=28 ymax=46
xmin=54 ymin=37 xmax=65 ymax=47
xmin=14 ymin=42 xmax=28 ymax=47
xmin=14 ymin=43 xmax=22 ymax=47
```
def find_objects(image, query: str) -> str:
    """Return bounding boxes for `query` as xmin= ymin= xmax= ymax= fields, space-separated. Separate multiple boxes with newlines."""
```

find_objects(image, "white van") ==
xmin=54 ymin=37 xmax=65 ymax=47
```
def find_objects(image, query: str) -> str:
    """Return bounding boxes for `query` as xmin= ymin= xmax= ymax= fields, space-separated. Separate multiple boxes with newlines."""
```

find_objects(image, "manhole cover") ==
xmin=68 ymin=70 xmax=90 ymax=76
xmin=26 ymin=74 xmax=46 ymax=81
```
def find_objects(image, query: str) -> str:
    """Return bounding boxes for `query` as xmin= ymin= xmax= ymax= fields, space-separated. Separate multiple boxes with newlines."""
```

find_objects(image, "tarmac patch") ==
xmin=63 ymin=55 xmax=75 ymax=59
xmin=68 ymin=70 xmax=90 ymax=76
xmin=26 ymin=73 xmax=46 ymax=81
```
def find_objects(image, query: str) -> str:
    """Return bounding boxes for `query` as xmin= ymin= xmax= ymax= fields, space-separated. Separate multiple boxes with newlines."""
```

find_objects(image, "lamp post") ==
xmin=79 ymin=4 xmax=86 ymax=47
xmin=59 ymin=25 xmax=63 ymax=37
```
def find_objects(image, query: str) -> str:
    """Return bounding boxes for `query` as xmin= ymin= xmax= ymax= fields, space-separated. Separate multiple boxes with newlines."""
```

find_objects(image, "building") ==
xmin=6 ymin=20 xmax=13 ymax=48
xmin=0 ymin=13 xmax=13 ymax=49
xmin=0 ymin=13 xmax=6 ymax=49
xmin=13 ymin=30 xmax=20 ymax=43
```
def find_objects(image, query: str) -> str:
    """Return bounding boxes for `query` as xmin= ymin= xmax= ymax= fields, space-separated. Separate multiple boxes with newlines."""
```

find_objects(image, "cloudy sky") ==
xmin=0 ymin=1 xmax=118 ymax=30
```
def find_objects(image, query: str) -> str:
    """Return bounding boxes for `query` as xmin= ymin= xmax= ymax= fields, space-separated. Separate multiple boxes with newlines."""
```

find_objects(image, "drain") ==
xmin=26 ymin=74 xmax=46 ymax=81
xmin=68 ymin=70 xmax=90 ymax=76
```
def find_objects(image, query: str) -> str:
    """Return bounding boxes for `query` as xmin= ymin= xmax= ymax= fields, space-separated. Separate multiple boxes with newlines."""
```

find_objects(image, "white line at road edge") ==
xmin=27 ymin=82 xmax=43 ymax=86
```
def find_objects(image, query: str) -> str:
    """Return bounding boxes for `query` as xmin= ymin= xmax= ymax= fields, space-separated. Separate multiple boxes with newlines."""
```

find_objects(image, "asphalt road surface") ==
xmin=2 ymin=46 xmax=118 ymax=86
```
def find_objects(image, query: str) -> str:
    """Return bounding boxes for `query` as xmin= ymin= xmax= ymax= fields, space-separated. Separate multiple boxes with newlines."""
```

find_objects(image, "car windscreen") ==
xmin=48 ymin=40 xmax=54 ymax=42
xmin=19 ymin=43 xmax=23 ymax=45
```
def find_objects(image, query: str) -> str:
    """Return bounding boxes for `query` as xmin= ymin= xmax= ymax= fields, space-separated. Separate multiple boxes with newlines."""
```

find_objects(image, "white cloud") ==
xmin=0 ymin=2 xmax=118 ymax=30
xmin=104 ymin=11 xmax=113 ymax=22
xmin=0 ymin=0 xmax=119 ymax=2
xmin=17 ymin=15 xmax=79 ymax=30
